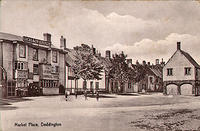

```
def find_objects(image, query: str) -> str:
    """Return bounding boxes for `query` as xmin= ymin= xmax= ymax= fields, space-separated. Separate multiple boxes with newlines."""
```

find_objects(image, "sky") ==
xmin=1 ymin=0 xmax=200 ymax=64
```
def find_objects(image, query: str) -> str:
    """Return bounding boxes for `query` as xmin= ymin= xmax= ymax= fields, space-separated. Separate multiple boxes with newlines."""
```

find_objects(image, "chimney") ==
xmin=156 ymin=59 xmax=159 ymax=65
xmin=43 ymin=33 xmax=51 ymax=42
xmin=136 ymin=60 xmax=139 ymax=65
xmin=91 ymin=45 xmax=96 ymax=55
xmin=177 ymin=42 xmax=181 ymax=50
xmin=127 ymin=59 xmax=132 ymax=67
xmin=106 ymin=50 xmax=111 ymax=59
xmin=60 ymin=36 xmax=66 ymax=49
xmin=142 ymin=60 xmax=146 ymax=66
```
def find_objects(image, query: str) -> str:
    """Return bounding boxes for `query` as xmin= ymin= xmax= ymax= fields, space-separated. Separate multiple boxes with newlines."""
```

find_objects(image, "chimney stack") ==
xmin=136 ymin=60 xmax=139 ymax=65
xmin=60 ymin=36 xmax=66 ymax=49
xmin=177 ymin=42 xmax=181 ymax=50
xmin=142 ymin=60 xmax=146 ymax=66
xmin=43 ymin=33 xmax=51 ymax=42
xmin=105 ymin=50 xmax=111 ymax=59
xmin=156 ymin=59 xmax=159 ymax=65
xmin=127 ymin=59 xmax=132 ymax=67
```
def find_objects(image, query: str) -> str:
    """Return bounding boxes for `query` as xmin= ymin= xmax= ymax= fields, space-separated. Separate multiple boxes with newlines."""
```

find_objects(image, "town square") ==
xmin=2 ymin=93 xmax=200 ymax=131
xmin=1 ymin=0 xmax=200 ymax=130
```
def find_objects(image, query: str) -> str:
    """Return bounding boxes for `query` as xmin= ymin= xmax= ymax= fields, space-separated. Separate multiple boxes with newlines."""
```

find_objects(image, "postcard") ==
xmin=1 ymin=0 xmax=200 ymax=131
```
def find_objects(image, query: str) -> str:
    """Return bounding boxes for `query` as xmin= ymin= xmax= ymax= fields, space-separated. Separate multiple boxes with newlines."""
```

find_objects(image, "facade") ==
xmin=0 ymin=32 xmax=67 ymax=98
xmin=163 ymin=42 xmax=200 ymax=96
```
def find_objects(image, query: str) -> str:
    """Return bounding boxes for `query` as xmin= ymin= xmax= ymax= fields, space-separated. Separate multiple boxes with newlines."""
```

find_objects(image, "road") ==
xmin=1 ymin=93 xmax=200 ymax=131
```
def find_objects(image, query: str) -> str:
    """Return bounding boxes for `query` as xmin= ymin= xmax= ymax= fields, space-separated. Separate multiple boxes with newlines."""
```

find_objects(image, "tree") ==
xmin=71 ymin=52 xmax=104 ymax=90
xmin=108 ymin=52 xmax=136 ymax=93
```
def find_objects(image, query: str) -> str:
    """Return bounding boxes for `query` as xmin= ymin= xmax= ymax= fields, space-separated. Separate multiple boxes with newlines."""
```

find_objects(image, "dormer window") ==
xmin=185 ymin=67 xmax=191 ymax=75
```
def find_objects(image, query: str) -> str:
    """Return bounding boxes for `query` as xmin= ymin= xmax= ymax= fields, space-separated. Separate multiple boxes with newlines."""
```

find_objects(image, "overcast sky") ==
xmin=1 ymin=0 xmax=200 ymax=64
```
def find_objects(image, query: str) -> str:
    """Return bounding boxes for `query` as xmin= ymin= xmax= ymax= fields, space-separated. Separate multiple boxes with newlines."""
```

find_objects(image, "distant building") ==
xmin=0 ymin=32 xmax=67 ymax=98
xmin=163 ymin=42 xmax=200 ymax=96
xmin=132 ymin=60 xmax=163 ymax=93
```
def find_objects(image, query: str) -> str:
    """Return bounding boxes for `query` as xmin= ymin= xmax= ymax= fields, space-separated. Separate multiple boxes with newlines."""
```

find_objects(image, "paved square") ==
xmin=1 ymin=93 xmax=200 ymax=131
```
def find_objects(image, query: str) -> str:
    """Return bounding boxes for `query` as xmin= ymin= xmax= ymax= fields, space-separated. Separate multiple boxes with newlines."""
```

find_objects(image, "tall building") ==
xmin=163 ymin=42 xmax=200 ymax=96
xmin=0 ymin=32 xmax=67 ymax=98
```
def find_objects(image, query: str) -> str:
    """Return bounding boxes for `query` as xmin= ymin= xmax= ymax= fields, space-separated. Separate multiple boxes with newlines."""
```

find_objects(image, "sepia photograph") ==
xmin=1 ymin=0 xmax=200 ymax=130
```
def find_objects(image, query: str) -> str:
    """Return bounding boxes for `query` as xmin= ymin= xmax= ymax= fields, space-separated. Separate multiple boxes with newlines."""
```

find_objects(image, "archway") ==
xmin=166 ymin=84 xmax=178 ymax=95
xmin=180 ymin=83 xmax=193 ymax=95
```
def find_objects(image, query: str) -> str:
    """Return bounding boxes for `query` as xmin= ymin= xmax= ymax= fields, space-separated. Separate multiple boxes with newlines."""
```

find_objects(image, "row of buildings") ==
xmin=0 ymin=32 xmax=199 ymax=98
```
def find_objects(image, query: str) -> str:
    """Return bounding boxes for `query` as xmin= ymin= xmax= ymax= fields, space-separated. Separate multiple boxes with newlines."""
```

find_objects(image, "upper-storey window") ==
xmin=19 ymin=44 xmax=26 ymax=58
xmin=14 ymin=61 xmax=27 ymax=70
xmin=185 ymin=67 xmax=191 ymax=75
xmin=52 ymin=51 xmax=57 ymax=63
xmin=33 ymin=48 xmax=38 ymax=61
xmin=167 ymin=68 xmax=173 ymax=76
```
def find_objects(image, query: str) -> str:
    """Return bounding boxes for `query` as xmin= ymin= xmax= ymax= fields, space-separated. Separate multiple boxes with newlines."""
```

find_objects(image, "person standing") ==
xmin=65 ymin=90 xmax=68 ymax=101
xmin=96 ymin=91 xmax=99 ymax=101
xmin=84 ymin=90 xmax=87 ymax=100
xmin=75 ymin=91 xmax=78 ymax=99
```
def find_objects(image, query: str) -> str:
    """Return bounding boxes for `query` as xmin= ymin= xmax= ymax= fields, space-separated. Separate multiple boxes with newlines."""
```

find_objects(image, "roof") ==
xmin=150 ymin=68 xmax=162 ymax=78
xmin=165 ymin=49 xmax=200 ymax=68
xmin=65 ymin=48 xmax=80 ymax=66
xmin=0 ymin=32 xmax=23 ymax=41
xmin=181 ymin=50 xmax=200 ymax=68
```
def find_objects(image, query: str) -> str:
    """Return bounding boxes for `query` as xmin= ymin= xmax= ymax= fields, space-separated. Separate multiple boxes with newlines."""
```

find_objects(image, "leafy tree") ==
xmin=71 ymin=52 xmax=103 ymax=90
xmin=108 ymin=52 xmax=136 ymax=92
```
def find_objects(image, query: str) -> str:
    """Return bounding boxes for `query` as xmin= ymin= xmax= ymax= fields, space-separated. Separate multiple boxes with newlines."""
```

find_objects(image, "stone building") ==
xmin=163 ymin=42 xmax=200 ymax=96
xmin=0 ymin=32 xmax=67 ymax=98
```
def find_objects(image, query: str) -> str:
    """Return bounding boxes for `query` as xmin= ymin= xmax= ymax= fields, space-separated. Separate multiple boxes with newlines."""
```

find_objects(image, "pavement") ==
xmin=1 ymin=93 xmax=200 ymax=131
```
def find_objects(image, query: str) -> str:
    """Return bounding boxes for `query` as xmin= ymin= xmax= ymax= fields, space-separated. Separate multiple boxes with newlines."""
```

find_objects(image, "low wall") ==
xmin=43 ymin=88 xmax=59 ymax=95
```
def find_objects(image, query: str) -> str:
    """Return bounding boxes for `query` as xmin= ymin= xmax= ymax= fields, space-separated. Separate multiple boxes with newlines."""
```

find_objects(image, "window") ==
xmin=52 ymin=51 xmax=57 ymax=63
xmin=33 ymin=64 xmax=39 ymax=74
xmin=185 ymin=67 xmax=191 ymax=75
xmin=90 ymin=81 xmax=94 ymax=90
xmin=19 ymin=44 xmax=26 ymax=58
xmin=21 ymin=63 xmax=24 ymax=70
xmin=167 ymin=68 xmax=173 ymax=76
xmin=33 ymin=48 xmax=38 ymax=61
xmin=95 ymin=82 xmax=99 ymax=90
xmin=128 ymin=82 xmax=131 ymax=89
xmin=15 ymin=61 xmax=27 ymax=70
xmin=51 ymin=66 xmax=59 ymax=74
xmin=149 ymin=77 xmax=153 ymax=84
xmin=83 ymin=81 xmax=87 ymax=90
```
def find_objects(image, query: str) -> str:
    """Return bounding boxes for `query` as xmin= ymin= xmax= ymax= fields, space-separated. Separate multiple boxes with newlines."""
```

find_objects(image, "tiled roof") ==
xmin=181 ymin=50 xmax=200 ymax=68
xmin=150 ymin=68 xmax=162 ymax=78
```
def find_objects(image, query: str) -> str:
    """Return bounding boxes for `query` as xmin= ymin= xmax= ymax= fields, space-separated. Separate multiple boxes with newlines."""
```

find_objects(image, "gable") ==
xmin=164 ymin=50 xmax=195 ymax=69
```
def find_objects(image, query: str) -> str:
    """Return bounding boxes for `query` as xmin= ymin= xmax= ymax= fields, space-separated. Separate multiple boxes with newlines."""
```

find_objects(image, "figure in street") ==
xmin=75 ymin=91 xmax=78 ymax=99
xmin=84 ymin=90 xmax=88 ymax=100
xmin=65 ymin=90 xmax=70 ymax=101
xmin=96 ymin=91 xmax=99 ymax=101
xmin=65 ymin=90 xmax=68 ymax=101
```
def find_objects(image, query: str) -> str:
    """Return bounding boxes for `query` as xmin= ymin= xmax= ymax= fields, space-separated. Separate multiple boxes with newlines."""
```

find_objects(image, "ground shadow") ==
xmin=0 ymin=105 xmax=18 ymax=110
xmin=87 ymin=94 xmax=117 ymax=98
xmin=117 ymin=93 xmax=140 ymax=96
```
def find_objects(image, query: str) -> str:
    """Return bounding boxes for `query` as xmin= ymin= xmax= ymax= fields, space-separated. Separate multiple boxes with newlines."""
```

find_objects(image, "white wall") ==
xmin=163 ymin=50 xmax=195 ymax=81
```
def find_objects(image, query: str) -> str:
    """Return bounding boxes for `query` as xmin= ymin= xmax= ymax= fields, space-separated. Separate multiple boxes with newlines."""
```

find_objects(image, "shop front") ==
xmin=39 ymin=64 xmax=59 ymax=95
